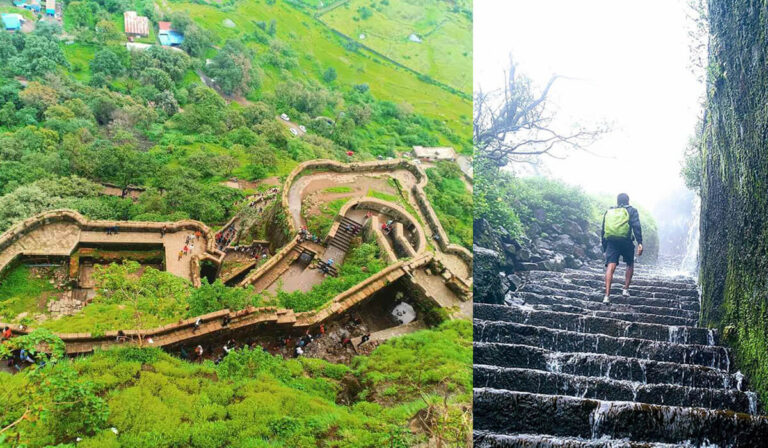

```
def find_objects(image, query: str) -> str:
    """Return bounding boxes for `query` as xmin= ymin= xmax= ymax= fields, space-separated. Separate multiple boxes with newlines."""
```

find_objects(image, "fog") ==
xmin=475 ymin=0 xmax=703 ymax=262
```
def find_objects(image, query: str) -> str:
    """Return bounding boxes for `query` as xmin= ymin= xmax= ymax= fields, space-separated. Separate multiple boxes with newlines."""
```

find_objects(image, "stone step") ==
xmin=520 ymin=283 xmax=699 ymax=307
xmin=473 ymin=431 xmax=711 ymax=448
xmin=529 ymin=274 xmax=699 ymax=294
xmin=473 ymin=365 xmax=757 ymax=414
xmin=544 ymin=269 xmax=698 ymax=291
xmin=474 ymin=321 xmax=732 ymax=370
xmin=474 ymin=389 xmax=768 ymax=446
xmin=473 ymin=343 xmax=744 ymax=390
xmin=510 ymin=291 xmax=700 ymax=321
xmin=474 ymin=304 xmax=715 ymax=345
xmin=523 ymin=302 xmax=697 ymax=327
xmin=560 ymin=265 xmax=697 ymax=287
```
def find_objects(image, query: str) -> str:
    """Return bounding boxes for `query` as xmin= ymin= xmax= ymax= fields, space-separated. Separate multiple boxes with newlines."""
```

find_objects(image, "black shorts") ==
xmin=605 ymin=239 xmax=634 ymax=266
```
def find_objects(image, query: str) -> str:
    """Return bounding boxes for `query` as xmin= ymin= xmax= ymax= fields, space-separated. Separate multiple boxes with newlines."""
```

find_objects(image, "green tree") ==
xmin=206 ymin=40 xmax=258 ymax=96
xmin=90 ymin=49 xmax=124 ymax=79
xmin=322 ymin=67 xmax=337 ymax=84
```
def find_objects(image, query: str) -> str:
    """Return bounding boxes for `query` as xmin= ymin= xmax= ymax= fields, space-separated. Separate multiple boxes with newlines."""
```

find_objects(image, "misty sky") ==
xmin=474 ymin=0 xmax=703 ymax=210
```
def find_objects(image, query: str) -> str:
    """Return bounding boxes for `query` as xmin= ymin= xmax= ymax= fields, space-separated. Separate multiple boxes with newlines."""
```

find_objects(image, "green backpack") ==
xmin=604 ymin=206 xmax=630 ymax=240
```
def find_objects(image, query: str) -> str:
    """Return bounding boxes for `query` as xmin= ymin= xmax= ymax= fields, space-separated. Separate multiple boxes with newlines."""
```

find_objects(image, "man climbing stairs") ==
xmin=474 ymin=265 xmax=768 ymax=446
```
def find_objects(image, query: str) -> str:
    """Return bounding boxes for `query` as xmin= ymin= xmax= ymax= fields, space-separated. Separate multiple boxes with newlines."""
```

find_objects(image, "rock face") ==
xmin=473 ymin=265 xmax=768 ymax=446
xmin=472 ymin=216 xmax=603 ymax=304
xmin=699 ymin=0 xmax=768 ymax=406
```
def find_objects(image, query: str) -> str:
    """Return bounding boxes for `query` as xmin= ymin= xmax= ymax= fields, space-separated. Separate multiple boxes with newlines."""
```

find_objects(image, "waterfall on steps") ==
xmin=680 ymin=194 xmax=701 ymax=275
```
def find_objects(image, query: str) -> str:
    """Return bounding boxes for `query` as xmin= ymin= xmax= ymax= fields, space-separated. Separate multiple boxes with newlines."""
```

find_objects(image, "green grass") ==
xmin=0 ymin=265 xmax=56 ymax=320
xmin=163 ymin=0 xmax=471 ymax=138
xmin=320 ymin=0 xmax=472 ymax=94
xmin=0 ymin=5 xmax=36 ymax=21
xmin=304 ymin=197 xmax=347 ymax=237
xmin=322 ymin=186 xmax=353 ymax=193
xmin=0 ymin=319 xmax=471 ymax=446
xmin=61 ymin=42 xmax=96 ymax=83
xmin=367 ymin=188 xmax=399 ymax=203
xmin=423 ymin=164 xmax=471 ymax=249
xmin=40 ymin=303 xmax=178 ymax=335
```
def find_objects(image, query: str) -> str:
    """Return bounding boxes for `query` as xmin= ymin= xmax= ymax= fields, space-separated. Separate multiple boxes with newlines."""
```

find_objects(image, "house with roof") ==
xmin=124 ymin=11 xmax=149 ymax=39
xmin=45 ymin=0 xmax=55 ymax=16
xmin=157 ymin=21 xmax=184 ymax=47
xmin=25 ymin=0 xmax=40 ymax=13
xmin=2 ymin=13 xmax=23 ymax=31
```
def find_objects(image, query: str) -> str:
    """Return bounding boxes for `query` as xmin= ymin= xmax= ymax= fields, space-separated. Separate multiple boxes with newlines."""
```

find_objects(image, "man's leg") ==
xmin=624 ymin=264 xmax=634 ymax=290
xmin=605 ymin=263 xmax=617 ymax=296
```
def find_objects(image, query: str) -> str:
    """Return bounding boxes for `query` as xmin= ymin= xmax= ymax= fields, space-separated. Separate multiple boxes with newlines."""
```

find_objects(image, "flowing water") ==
xmin=680 ymin=195 xmax=701 ymax=274
xmin=474 ymin=265 xmax=768 ymax=447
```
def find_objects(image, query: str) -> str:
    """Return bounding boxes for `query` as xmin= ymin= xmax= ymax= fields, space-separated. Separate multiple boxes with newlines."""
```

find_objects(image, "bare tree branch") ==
xmin=474 ymin=57 xmax=608 ymax=166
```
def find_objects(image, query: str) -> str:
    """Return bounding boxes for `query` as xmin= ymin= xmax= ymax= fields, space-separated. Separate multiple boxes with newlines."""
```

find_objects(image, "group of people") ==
xmin=177 ymin=232 xmax=202 ymax=260
xmin=104 ymin=226 xmax=120 ymax=235
xmin=229 ymin=243 xmax=270 ymax=261
xmin=283 ymin=326 xmax=326 ymax=357
xmin=343 ymin=222 xmax=361 ymax=236
xmin=381 ymin=219 xmax=395 ymax=234
xmin=298 ymin=225 xmax=320 ymax=244
xmin=2 ymin=327 xmax=45 ymax=371
xmin=215 ymin=225 xmax=237 ymax=251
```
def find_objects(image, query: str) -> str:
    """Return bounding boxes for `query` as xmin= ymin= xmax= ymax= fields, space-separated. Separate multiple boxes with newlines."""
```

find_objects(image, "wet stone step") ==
xmin=530 ymin=280 xmax=698 ymax=301
xmin=529 ymin=273 xmax=700 ymax=294
xmin=473 ymin=342 xmax=745 ymax=390
xmin=532 ymin=303 xmax=697 ymax=327
xmin=474 ymin=304 xmax=715 ymax=345
xmin=510 ymin=292 xmax=700 ymax=321
xmin=474 ymin=321 xmax=732 ymax=370
xmin=474 ymin=389 xmax=768 ymax=446
xmin=473 ymin=365 xmax=758 ymax=414
xmin=518 ymin=284 xmax=700 ymax=311
xmin=520 ymin=283 xmax=700 ymax=307
xmin=474 ymin=431 xmax=715 ymax=448
xmin=562 ymin=268 xmax=698 ymax=283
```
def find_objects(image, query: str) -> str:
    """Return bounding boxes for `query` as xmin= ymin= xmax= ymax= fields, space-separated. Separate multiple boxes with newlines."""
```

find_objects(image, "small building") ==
xmin=412 ymin=146 xmax=456 ymax=161
xmin=2 ymin=14 xmax=22 ymax=31
xmin=45 ymin=0 xmax=55 ymax=16
xmin=12 ymin=0 xmax=26 ymax=7
xmin=25 ymin=0 xmax=40 ymax=13
xmin=157 ymin=21 xmax=184 ymax=46
xmin=124 ymin=11 xmax=149 ymax=39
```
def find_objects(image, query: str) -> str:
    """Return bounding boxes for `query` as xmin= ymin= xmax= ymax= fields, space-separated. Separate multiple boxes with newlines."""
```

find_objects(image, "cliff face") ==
xmin=700 ymin=0 xmax=768 ymax=402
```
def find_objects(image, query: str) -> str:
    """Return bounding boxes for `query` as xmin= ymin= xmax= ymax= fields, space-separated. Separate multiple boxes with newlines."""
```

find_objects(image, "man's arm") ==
xmin=601 ymin=212 xmax=607 ymax=252
xmin=629 ymin=207 xmax=643 ymax=244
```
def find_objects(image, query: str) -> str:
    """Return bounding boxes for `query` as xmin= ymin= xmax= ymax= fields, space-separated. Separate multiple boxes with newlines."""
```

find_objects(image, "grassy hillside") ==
xmin=0 ymin=321 xmax=472 ymax=447
xmin=163 ymin=0 xmax=471 ymax=139
xmin=320 ymin=0 xmax=472 ymax=94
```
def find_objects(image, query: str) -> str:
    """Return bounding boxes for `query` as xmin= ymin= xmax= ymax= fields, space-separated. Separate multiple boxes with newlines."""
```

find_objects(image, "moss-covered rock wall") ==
xmin=700 ymin=0 xmax=768 ymax=404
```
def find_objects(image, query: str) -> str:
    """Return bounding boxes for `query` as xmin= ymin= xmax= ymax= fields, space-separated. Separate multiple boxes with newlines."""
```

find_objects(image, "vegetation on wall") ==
xmin=698 ymin=0 xmax=768 ymax=407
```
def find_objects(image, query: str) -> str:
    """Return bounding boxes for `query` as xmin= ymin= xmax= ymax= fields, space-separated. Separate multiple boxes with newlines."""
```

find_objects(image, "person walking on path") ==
xmin=601 ymin=193 xmax=643 ymax=304
xmin=357 ymin=333 xmax=371 ymax=348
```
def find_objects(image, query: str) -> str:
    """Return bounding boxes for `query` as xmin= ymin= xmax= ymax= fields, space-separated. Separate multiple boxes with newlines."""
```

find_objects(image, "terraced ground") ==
xmin=474 ymin=266 xmax=768 ymax=447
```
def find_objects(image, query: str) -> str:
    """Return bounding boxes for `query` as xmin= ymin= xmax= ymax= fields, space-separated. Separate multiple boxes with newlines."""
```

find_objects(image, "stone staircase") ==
xmin=328 ymin=216 xmax=361 ymax=253
xmin=474 ymin=266 xmax=768 ymax=447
